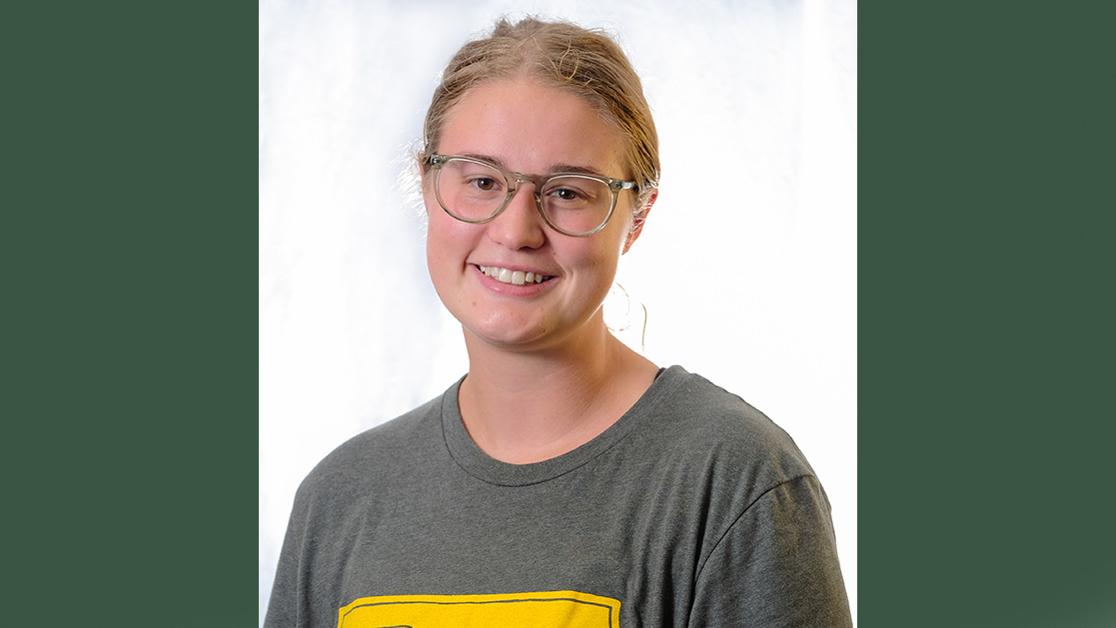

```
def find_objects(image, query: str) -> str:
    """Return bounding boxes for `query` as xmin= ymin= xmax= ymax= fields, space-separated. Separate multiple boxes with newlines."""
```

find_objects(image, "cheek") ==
xmin=585 ymin=221 xmax=631 ymax=267
xmin=424 ymin=189 xmax=450 ymax=243
xmin=425 ymin=206 xmax=477 ymax=275
xmin=424 ymin=206 xmax=453 ymax=275
xmin=425 ymin=226 xmax=455 ymax=280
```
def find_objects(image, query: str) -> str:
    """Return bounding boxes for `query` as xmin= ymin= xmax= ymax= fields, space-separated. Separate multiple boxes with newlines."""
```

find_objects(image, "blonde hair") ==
xmin=421 ymin=17 xmax=660 ymax=212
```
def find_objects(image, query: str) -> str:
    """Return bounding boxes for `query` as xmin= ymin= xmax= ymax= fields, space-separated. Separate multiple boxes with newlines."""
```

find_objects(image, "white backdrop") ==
xmin=260 ymin=0 xmax=856 ymax=623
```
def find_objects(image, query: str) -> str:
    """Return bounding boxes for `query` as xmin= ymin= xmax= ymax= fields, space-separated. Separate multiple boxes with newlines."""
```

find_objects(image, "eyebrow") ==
xmin=459 ymin=153 xmax=608 ymax=178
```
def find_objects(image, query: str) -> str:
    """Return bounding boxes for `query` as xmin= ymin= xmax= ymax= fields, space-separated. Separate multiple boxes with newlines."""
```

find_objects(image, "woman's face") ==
xmin=423 ymin=78 xmax=640 ymax=352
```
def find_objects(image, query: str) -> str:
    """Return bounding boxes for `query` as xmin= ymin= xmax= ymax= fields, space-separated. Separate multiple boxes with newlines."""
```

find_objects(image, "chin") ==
xmin=465 ymin=323 xmax=552 ymax=350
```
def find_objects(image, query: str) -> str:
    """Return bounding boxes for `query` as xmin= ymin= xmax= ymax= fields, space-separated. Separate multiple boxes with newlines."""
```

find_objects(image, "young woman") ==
xmin=265 ymin=17 xmax=851 ymax=627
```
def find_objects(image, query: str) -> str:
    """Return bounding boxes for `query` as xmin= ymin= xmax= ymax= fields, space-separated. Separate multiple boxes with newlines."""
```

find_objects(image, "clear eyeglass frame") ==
xmin=425 ymin=154 xmax=638 ymax=237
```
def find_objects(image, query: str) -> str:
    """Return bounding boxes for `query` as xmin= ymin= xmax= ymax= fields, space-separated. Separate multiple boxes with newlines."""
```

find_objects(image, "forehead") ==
xmin=438 ymin=79 xmax=626 ymax=175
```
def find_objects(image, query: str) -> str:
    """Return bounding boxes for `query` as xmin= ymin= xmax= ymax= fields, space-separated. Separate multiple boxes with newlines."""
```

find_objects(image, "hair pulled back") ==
xmin=422 ymin=17 xmax=660 ymax=210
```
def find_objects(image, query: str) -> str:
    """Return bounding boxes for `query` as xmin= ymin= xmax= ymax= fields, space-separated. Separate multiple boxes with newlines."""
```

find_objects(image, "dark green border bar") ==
xmin=4 ymin=2 xmax=257 ymax=624
xmin=862 ymin=1 xmax=1115 ymax=625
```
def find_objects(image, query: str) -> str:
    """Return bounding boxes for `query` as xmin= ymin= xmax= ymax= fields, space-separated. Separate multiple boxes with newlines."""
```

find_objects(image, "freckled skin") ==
xmin=423 ymin=79 xmax=638 ymax=353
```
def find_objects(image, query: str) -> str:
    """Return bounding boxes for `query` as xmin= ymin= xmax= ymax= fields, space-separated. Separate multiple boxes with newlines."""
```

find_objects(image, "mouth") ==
xmin=474 ymin=264 xmax=556 ymax=286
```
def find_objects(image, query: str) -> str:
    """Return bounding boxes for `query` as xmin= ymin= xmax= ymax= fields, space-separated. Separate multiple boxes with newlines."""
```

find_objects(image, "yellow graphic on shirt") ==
xmin=338 ymin=590 xmax=621 ymax=627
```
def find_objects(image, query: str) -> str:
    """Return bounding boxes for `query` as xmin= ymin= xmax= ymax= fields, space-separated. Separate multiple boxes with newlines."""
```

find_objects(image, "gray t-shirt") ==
xmin=264 ymin=366 xmax=851 ymax=627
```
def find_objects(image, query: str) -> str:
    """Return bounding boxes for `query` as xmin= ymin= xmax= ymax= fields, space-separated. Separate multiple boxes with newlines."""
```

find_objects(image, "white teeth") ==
xmin=478 ymin=265 xmax=551 ymax=285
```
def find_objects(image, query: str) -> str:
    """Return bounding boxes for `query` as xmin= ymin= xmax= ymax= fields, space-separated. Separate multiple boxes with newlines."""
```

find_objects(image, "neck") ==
xmin=458 ymin=313 xmax=657 ymax=464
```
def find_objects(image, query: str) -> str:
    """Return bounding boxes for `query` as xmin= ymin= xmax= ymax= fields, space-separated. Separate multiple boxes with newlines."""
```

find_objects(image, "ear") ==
xmin=417 ymin=154 xmax=434 ymax=197
xmin=622 ymin=189 xmax=657 ymax=254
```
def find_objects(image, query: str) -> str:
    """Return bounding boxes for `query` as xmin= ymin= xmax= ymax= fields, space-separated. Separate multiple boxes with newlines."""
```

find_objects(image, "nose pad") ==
xmin=488 ymin=180 xmax=546 ymax=249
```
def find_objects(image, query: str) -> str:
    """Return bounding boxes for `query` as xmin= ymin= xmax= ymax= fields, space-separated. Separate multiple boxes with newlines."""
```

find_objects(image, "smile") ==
xmin=476 ymin=265 xmax=554 ymax=286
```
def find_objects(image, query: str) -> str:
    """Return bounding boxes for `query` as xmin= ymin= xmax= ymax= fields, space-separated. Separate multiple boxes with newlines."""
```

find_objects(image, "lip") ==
xmin=470 ymin=264 xmax=559 ymax=296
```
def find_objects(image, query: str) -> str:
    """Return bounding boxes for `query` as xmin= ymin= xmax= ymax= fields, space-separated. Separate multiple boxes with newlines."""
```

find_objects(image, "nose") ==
xmin=487 ymin=182 xmax=546 ymax=249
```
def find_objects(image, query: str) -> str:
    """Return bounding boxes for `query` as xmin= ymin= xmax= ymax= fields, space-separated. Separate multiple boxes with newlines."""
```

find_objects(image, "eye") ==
xmin=467 ymin=176 xmax=500 ymax=192
xmin=549 ymin=187 xmax=586 ymax=201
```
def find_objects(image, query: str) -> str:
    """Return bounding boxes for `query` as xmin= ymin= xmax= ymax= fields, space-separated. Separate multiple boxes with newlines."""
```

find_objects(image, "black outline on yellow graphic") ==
xmin=338 ymin=591 xmax=621 ymax=627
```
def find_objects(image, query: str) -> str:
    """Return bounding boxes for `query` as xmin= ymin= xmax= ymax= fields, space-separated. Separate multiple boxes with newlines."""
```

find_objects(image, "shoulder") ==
xmin=294 ymin=393 xmax=445 ymax=506
xmin=638 ymin=366 xmax=818 ymax=493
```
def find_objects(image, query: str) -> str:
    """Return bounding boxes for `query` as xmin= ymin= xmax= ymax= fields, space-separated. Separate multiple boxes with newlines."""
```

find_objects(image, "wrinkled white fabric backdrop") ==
xmin=260 ymin=0 xmax=856 ymax=623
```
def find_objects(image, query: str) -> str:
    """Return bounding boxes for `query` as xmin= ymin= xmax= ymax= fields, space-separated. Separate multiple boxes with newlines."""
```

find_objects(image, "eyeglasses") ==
xmin=425 ymin=154 xmax=638 ymax=237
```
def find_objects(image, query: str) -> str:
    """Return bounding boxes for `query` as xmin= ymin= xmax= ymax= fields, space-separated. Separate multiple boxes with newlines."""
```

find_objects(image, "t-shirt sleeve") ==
xmin=263 ymin=484 xmax=312 ymax=628
xmin=689 ymin=475 xmax=852 ymax=627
